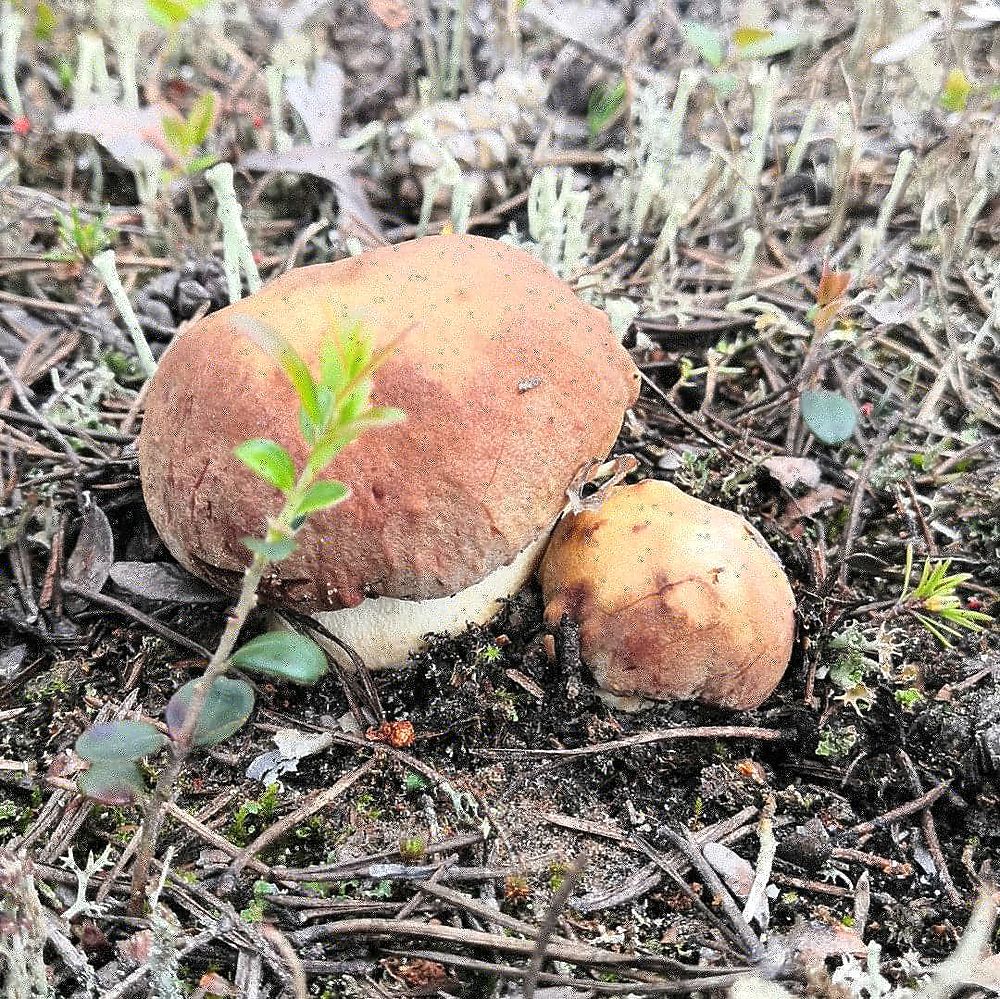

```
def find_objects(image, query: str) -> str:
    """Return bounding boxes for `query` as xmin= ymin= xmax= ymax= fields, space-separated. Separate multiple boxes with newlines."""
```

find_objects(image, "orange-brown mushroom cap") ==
xmin=539 ymin=479 xmax=796 ymax=710
xmin=138 ymin=234 xmax=639 ymax=613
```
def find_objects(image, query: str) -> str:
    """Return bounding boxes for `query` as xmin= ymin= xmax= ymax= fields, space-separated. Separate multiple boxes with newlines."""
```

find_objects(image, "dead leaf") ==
xmin=239 ymin=146 xmax=381 ymax=233
xmin=53 ymin=104 xmax=166 ymax=168
xmin=703 ymin=841 xmax=754 ymax=900
xmin=246 ymin=727 xmax=332 ymax=784
xmin=763 ymin=456 xmax=822 ymax=491
xmin=108 ymin=561 xmax=225 ymax=604
xmin=65 ymin=496 xmax=114 ymax=594
xmin=779 ymin=484 xmax=846 ymax=533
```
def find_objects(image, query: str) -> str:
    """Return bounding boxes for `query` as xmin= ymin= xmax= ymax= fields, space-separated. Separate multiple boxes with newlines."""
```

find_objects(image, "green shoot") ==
xmin=587 ymin=79 xmax=626 ymax=138
xmin=147 ymin=0 xmax=209 ymax=31
xmin=897 ymin=545 xmax=993 ymax=647
xmin=161 ymin=91 xmax=217 ymax=174
xmin=49 ymin=207 xmax=113 ymax=264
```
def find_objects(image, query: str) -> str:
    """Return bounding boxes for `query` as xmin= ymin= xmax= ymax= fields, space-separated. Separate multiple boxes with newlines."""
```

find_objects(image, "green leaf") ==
xmin=682 ymin=21 xmax=725 ymax=68
xmin=230 ymin=632 xmax=328 ymax=685
xmin=146 ymin=0 xmax=209 ymax=29
xmin=940 ymin=68 xmax=971 ymax=112
xmin=78 ymin=760 xmax=147 ymax=805
xmin=587 ymin=79 xmax=627 ymax=137
xmin=189 ymin=92 xmax=216 ymax=145
xmin=360 ymin=406 xmax=406 ymax=428
xmin=801 ymin=389 xmax=857 ymax=445
xmin=299 ymin=407 xmax=318 ymax=447
xmin=296 ymin=480 xmax=350 ymax=517
xmin=234 ymin=439 xmax=296 ymax=492
xmin=166 ymin=677 xmax=255 ymax=748
xmin=736 ymin=31 xmax=802 ymax=60
xmin=243 ymin=536 xmax=297 ymax=562
xmin=307 ymin=427 xmax=359 ymax=474
xmin=162 ymin=115 xmax=193 ymax=158
xmin=35 ymin=1 xmax=56 ymax=40
xmin=75 ymin=721 xmax=166 ymax=763
xmin=237 ymin=319 xmax=322 ymax=424
xmin=185 ymin=153 xmax=220 ymax=175
xmin=342 ymin=320 xmax=371 ymax=379
xmin=340 ymin=382 xmax=372 ymax=424
xmin=320 ymin=339 xmax=345 ymax=392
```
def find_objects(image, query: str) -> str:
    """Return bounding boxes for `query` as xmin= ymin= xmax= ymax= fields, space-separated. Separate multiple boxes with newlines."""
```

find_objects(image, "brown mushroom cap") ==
xmin=539 ymin=479 xmax=796 ymax=710
xmin=139 ymin=234 xmax=639 ymax=613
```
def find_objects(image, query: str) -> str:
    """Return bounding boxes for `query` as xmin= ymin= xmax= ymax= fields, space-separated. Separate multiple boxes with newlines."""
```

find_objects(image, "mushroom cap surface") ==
xmin=539 ymin=479 xmax=796 ymax=709
xmin=139 ymin=234 xmax=639 ymax=611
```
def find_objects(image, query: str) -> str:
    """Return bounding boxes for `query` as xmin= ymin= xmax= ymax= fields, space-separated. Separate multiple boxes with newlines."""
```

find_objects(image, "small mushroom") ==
xmin=138 ymin=234 xmax=639 ymax=666
xmin=538 ymin=479 xmax=795 ymax=710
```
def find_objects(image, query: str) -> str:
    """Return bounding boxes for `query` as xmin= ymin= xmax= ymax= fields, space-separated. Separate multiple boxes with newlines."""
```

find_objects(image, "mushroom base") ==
xmin=307 ymin=531 xmax=552 ymax=669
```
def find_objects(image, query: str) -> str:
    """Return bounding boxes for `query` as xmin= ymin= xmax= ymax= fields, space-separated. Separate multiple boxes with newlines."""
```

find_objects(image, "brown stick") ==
xmin=850 ymin=783 xmax=950 ymax=836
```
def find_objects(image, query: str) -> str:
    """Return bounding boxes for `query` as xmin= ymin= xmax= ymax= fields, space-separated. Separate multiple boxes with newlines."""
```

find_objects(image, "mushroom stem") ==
xmin=310 ymin=529 xmax=552 ymax=668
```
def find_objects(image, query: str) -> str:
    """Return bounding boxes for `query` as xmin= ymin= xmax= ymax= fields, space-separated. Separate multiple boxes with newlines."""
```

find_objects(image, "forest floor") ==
xmin=1 ymin=1 xmax=999 ymax=997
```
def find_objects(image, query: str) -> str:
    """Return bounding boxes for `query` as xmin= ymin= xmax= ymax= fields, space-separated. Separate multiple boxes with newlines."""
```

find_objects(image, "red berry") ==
xmin=252 ymin=113 xmax=265 ymax=130
xmin=12 ymin=115 xmax=30 ymax=136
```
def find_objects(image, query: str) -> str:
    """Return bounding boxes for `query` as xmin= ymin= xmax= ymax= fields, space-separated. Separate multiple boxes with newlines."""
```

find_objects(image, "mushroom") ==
xmin=538 ymin=479 xmax=795 ymax=710
xmin=138 ymin=234 xmax=639 ymax=666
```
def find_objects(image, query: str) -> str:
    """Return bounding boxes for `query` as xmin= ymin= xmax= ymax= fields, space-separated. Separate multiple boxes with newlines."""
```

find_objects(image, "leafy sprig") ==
xmin=71 ymin=314 xmax=403 ymax=911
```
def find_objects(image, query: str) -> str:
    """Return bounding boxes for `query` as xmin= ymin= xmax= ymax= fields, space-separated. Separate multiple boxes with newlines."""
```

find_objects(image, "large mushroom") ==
xmin=539 ymin=479 xmax=796 ymax=710
xmin=138 ymin=234 xmax=639 ymax=666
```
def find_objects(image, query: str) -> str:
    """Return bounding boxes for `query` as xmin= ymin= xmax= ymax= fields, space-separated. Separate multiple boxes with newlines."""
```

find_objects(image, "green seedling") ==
xmin=162 ymin=91 xmax=218 ymax=175
xmin=72 ymin=314 xmax=404 ymax=914
xmin=896 ymin=546 xmax=993 ymax=647
xmin=587 ymin=79 xmax=626 ymax=138
xmin=50 ymin=207 xmax=113 ymax=264
xmin=147 ymin=0 xmax=209 ymax=31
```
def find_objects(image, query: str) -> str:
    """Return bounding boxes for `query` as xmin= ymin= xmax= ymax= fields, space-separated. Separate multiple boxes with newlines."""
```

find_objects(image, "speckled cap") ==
xmin=539 ymin=479 xmax=796 ymax=709
xmin=139 ymin=234 xmax=640 ymax=611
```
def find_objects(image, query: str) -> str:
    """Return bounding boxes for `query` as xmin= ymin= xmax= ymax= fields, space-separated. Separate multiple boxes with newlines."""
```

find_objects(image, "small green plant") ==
xmin=240 ymin=879 xmax=276 ymax=923
xmin=896 ymin=546 xmax=993 ymax=646
xmin=162 ymin=92 xmax=217 ymax=175
xmin=147 ymin=0 xmax=209 ymax=31
xmin=815 ymin=723 xmax=858 ymax=759
xmin=398 ymin=835 xmax=427 ymax=863
xmin=477 ymin=643 xmax=503 ymax=664
xmin=940 ymin=68 xmax=972 ymax=112
xmin=353 ymin=792 xmax=383 ymax=821
xmin=49 ymin=207 xmax=113 ymax=264
xmin=403 ymin=772 xmax=428 ymax=794
xmin=72 ymin=315 xmax=404 ymax=913
xmin=587 ymin=79 xmax=626 ymax=138
xmin=894 ymin=687 xmax=924 ymax=712
xmin=230 ymin=783 xmax=281 ymax=846
xmin=548 ymin=861 xmax=568 ymax=892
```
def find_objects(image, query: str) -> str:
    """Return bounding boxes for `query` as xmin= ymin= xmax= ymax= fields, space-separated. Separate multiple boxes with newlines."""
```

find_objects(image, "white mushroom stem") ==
xmin=309 ymin=530 xmax=552 ymax=668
